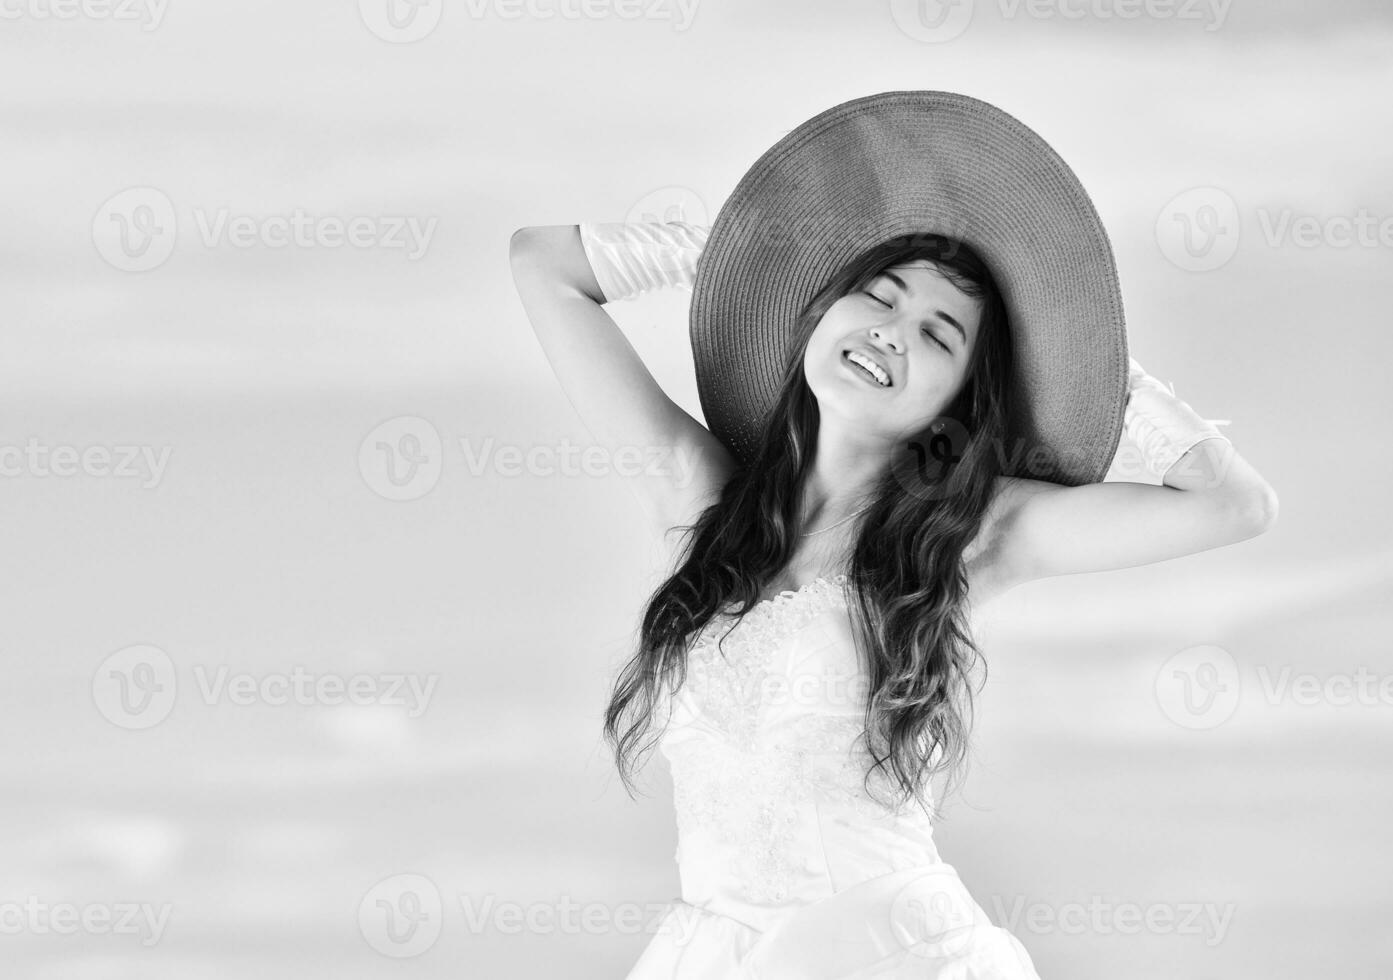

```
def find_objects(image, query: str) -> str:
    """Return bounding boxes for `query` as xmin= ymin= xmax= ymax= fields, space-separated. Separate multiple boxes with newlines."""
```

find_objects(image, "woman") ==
xmin=510 ymin=92 xmax=1277 ymax=978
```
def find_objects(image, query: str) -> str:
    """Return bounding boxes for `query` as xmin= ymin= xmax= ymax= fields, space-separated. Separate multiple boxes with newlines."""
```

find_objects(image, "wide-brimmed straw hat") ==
xmin=689 ymin=90 xmax=1129 ymax=486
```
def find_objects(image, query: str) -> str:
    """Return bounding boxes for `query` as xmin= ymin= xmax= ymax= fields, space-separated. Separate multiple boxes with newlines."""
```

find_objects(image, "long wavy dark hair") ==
xmin=603 ymin=232 xmax=1016 ymax=817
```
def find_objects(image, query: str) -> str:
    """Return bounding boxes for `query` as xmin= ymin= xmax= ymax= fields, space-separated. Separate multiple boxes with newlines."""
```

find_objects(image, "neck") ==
xmin=799 ymin=411 xmax=888 ymax=530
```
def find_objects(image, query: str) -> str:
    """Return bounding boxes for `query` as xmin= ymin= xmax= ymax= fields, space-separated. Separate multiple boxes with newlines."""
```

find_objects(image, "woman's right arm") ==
xmin=508 ymin=225 xmax=735 ymax=539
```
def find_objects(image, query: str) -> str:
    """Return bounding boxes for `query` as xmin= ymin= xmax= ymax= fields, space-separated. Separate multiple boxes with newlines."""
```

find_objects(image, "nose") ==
xmin=868 ymin=324 xmax=904 ymax=353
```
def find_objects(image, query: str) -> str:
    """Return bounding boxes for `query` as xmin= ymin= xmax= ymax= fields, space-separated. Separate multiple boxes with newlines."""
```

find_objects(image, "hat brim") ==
xmin=689 ymin=90 xmax=1128 ymax=486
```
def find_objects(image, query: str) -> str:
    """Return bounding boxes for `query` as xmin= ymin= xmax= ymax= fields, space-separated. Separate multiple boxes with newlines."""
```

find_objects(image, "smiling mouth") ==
xmin=842 ymin=349 xmax=892 ymax=387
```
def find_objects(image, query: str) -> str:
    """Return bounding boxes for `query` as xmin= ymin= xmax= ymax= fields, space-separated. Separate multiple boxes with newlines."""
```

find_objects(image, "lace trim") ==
xmin=685 ymin=574 xmax=851 ymax=742
xmin=668 ymin=572 xmax=925 ymax=904
xmin=694 ymin=573 xmax=851 ymax=657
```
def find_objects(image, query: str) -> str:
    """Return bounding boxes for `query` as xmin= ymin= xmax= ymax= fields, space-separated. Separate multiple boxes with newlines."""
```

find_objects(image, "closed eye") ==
xmin=921 ymin=327 xmax=950 ymax=352
xmin=862 ymin=289 xmax=951 ymax=352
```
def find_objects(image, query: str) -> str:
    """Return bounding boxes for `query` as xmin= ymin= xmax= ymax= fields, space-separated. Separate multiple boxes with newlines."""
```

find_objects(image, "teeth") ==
xmin=847 ymin=350 xmax=890 ymax=387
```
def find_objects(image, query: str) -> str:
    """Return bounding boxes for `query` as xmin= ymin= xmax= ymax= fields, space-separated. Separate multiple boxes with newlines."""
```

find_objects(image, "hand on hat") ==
xmin=578 ymin=221 xmax=710 ymax=304
xmin=1123 ymin=356 xmax=1232 ymax=483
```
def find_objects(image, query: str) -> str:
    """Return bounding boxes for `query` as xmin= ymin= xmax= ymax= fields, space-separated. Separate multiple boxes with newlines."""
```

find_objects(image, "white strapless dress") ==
xmin=625 ymin=574 xmax=1041 ymax=979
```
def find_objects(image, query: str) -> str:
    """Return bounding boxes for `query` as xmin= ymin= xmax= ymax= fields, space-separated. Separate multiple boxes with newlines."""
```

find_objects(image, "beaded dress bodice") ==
xmin=655 ymin=573 xmax=943 ymax=932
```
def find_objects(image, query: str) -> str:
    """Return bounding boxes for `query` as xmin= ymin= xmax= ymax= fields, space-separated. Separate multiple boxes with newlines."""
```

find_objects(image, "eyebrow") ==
xmin=878 ymin=270 xmax=968 ymax=347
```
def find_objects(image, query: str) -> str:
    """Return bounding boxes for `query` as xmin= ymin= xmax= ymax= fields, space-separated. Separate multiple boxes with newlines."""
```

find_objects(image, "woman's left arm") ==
xmin=990 ymin=362 xmax=1279 ymax=585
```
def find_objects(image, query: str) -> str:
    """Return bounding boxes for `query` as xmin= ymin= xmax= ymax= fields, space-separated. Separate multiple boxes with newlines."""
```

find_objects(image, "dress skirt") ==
xmin=625 ymin=863 xmax=1041 ymax=979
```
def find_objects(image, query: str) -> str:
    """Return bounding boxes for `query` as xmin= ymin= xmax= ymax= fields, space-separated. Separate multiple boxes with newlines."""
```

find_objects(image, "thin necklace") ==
xmin=799 ymin=501 xmax=875 ymax=537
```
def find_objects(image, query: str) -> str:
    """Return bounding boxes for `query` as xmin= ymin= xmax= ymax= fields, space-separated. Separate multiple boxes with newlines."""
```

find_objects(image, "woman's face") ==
xmin=803 ymin=259 xmax=984 ymax=440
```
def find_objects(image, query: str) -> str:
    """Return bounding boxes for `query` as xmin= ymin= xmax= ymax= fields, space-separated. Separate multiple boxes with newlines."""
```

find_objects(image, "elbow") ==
xmin=1230 ymin=481 xmax=1279 ymax=539
xmin=509 ymin=226 xmax=536 ymax=271
xmin=509 ymin=226 xmax=552 ymax=293
xmin=1255 ymin=483 xmax=1279 ymax=532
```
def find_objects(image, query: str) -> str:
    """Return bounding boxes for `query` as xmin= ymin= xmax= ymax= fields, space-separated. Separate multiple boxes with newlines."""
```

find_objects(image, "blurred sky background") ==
xmin=1 ymin=1 xmax=1391 ymax=977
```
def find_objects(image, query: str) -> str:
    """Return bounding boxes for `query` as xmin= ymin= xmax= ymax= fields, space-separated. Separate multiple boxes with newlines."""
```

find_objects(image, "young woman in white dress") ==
xmin=508 ymin=97 xmax=1278 ymax=978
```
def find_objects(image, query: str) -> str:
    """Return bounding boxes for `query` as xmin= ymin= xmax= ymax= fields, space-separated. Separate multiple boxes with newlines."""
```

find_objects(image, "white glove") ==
xmin=1124 ymin=357 xmax=1232 ymax=481
xmin=578 ymin=221 xmax=710 ymax=304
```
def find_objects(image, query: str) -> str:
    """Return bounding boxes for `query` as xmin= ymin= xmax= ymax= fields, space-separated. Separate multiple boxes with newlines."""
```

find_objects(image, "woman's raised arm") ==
xmin=979 ymin=360 xmax=1279 ymax=590
xmin=508 ymin=224 xmax=735 ymax=538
